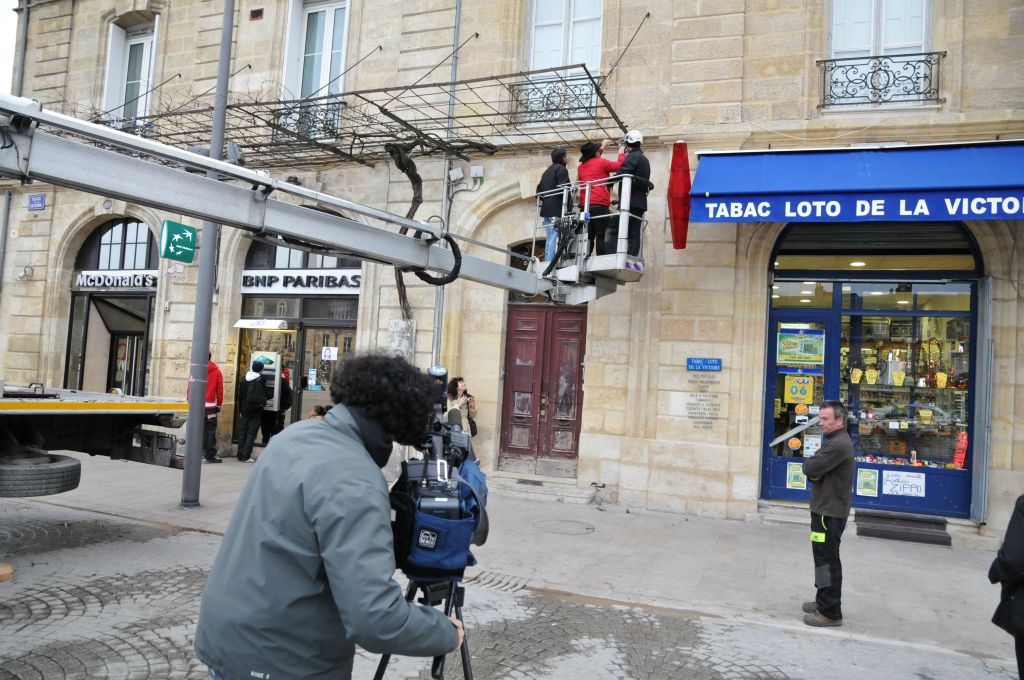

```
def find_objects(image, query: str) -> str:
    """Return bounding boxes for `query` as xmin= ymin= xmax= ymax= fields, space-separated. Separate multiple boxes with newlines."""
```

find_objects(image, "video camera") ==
xmin=389 ymin=365 xmax=488 ymax=582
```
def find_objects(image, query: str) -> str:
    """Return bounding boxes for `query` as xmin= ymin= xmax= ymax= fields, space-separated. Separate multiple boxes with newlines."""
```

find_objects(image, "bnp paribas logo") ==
xmin=254 ymin=355 xmax=275 ymax=366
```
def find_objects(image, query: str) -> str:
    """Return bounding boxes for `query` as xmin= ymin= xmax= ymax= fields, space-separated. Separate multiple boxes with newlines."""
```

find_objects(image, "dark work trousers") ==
xmin=203 ymin=411 xmax=219 ymax=460
xmin=811 ymin=511 xmax=847 ymax=620
xmin=236 ymin=412 xmax=262 ymax=461
xmin=585 ymin=204 xmax=612 ymax=256
xmin=603 ymin=209 xmax=644 ymax=256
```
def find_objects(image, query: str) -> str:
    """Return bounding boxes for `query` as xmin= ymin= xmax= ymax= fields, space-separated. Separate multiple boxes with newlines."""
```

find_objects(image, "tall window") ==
xmin=301 ymin=2 xmax=348 ymax=99
xmin=529 ymin=0 xmax=602 ymax=73
xmin=831 ymin=0 xmax=927 ymax=58
xmin=103 ymin=20 xmax=158 ymax=121
xmin=281 ymin=1 xmax=348 ymax=138
xmin=77 ymin=219 xmax=156 ymax=271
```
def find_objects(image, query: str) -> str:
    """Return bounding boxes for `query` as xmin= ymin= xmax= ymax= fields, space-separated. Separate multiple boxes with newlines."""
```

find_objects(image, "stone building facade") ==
xmin=2 ymin=0 xmax=1022 ymax=539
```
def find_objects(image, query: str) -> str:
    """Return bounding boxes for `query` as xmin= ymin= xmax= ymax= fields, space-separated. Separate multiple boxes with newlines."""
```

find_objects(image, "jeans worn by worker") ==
xmin=543 ymin=216 xmax=558 ymax=262
xmin=811 ymin=512 xmax=847 ymax=620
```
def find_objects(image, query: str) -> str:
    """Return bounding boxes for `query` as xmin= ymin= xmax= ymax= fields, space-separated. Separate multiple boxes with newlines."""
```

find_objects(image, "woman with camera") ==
xmin=446 ymin=376 xmax=477 ymax=437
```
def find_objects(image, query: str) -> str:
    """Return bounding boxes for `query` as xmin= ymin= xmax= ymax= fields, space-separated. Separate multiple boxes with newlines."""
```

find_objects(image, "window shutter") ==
xmin=832 ymin=0 xmax=873 ymax=57
xmin=570 ymin=0 xmax=602 ymax=73
xmin=102 ymin=23 xmax=127 ymax=115
xmin=882 ymin=0 xmax=926 ymax=55
xmin=530 ymin=1 xmax=564 ymax=70
xmin=281 ymin=0 xmax=305 ymax=98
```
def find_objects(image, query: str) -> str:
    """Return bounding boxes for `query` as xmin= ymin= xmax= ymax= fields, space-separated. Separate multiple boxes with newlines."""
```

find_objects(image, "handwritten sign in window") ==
xmin=882 ymin=470 xmax=926 ymax=498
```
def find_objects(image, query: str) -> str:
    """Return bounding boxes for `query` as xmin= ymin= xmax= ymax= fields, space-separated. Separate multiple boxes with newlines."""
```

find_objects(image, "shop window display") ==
xmin=840 ymin=314 xmax=970 ymax=471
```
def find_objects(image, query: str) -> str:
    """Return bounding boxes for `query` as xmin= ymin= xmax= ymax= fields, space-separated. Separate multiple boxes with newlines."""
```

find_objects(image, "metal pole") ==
xmin=431 ymin=0 xmax=462 ymax=366
xmin=14 ymin=0 xmax=30 ymax=97
xmin=181 ymin=0 xmax=235 ymax=507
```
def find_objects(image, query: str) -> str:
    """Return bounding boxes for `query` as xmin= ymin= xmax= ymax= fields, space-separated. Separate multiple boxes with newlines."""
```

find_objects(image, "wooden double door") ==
xmin=498 ymin=304 xmax=587 ymax=478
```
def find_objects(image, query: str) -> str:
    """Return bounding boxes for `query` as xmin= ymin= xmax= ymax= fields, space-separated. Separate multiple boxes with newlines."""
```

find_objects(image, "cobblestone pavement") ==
xmin=1 ymin=500 xmax=1016 ymax=680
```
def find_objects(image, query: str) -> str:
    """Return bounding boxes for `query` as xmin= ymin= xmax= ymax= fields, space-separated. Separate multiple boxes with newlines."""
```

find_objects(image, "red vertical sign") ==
xmin=667 ymin=141 xmax=692 ymax=250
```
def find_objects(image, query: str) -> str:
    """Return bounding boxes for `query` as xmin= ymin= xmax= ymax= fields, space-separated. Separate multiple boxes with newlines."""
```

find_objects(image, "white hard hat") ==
xmin=624 ymin=129 xmax=643 ymax=144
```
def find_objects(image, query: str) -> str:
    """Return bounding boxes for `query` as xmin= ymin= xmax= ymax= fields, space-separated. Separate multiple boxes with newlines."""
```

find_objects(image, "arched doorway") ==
xmin=65 ymin=218 xmax=158 ymax=396
xmin=761 ymin=222 xmax=982 ymax=517
xmin=235 ymin=237 xmax=362 ymax=443
xmin=498 ymin=242 xmax=587 ymax=478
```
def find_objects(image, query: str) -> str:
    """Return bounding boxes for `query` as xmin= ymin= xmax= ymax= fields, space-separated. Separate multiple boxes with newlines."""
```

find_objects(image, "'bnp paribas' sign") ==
xmin=73 ymin=270 xmax=158 ymax=290
xmin=240 ymin=269 xmax=361 ymax=295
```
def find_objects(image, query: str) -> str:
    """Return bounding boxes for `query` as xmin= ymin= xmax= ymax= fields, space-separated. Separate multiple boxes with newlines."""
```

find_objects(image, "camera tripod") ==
xmin=372 ymin=579 xmax=473 ymax=680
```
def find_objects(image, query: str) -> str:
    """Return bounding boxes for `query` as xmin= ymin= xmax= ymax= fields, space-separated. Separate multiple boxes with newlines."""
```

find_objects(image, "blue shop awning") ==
xmin=690 ymin=141 xmax=1024 ymax=223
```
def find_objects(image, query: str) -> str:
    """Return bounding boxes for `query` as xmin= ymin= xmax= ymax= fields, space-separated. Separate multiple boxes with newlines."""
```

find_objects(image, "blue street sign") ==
xmin=27 ymin=194 xmax=45 ymax=211
xmin=687 ymin=358 xmax=722 ymax=372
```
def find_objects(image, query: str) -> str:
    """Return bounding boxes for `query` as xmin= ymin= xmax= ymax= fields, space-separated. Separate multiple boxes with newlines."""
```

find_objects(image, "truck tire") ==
xmin=0 ymin=454 xmax=82 ymax=497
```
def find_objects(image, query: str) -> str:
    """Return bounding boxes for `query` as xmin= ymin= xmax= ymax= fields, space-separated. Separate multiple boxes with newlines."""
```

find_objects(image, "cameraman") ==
xmin=195 ymin=353 xmax=463 ymax=680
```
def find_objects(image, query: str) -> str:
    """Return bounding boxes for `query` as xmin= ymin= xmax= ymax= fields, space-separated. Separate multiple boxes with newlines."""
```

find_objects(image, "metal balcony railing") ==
xmin=273 ymin=97 xmax=344 ymax=141
xmin=509 ymin=75 xmax=598 ymax=124
xmin=817 ymin=51 xmax=946 ymax=107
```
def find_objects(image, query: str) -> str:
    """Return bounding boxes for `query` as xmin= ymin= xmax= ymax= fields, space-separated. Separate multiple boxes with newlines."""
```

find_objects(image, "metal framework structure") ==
xmin=0 ymin=94 xmax=632 ymax=305
xmin=92 ymin=65 xmax=627 ymax=168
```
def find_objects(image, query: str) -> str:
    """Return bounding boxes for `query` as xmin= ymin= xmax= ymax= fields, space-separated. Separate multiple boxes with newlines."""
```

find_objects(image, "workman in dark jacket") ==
xmin=536 ymin=147 xmax=571 ymax=263
xmin=610 ymin=129 xmax=653 ymax=257
xmin=195 ymin=354 xmax=462 ymax=680
xmin=801 ymin=399 xmax=855 ymax=627
xmin=989 ymin=493 xmax=1024 ymax=678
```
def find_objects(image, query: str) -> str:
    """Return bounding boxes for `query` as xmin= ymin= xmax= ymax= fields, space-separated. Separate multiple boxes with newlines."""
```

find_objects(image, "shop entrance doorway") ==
xmin=297 ymin=326 xmax=355 ymax=417
xmin=498 ymin=304 xmax=587 ymax=478
xmin=66 ymin=294 xmax=154 ymax=396
xmin=107 ymin=332 xmax=145 ymax=395
xmin=761 ymin=222 xmax=981 ymax=518
xmin=762 ymin=312 xmax=839 ymax=501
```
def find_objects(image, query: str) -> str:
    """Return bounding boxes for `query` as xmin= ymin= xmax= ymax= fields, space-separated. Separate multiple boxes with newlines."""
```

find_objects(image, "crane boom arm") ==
xmin=0 ymin=94 xmax=551 ymax=296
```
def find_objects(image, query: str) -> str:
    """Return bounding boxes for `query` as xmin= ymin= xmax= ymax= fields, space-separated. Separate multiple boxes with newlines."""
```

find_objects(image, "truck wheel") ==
xmin=0 ymin=453 xmax=82 ymax=497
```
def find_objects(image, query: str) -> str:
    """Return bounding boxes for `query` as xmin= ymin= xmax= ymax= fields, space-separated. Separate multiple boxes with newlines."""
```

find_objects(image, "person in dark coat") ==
xmin=195 ymin=353 xmax=462 ymax=680
xmin=609 ymin=129 xmax=653 ymax=257
xmin=236 ymin=360 xmax=267 ymax=462
xmin=989 ymin=493 xmax=1024 ymax=678
xmin=801 ymin=399 xmax=855 ymax=627
xmin=536 ymin=147 xmax=571 ymax=263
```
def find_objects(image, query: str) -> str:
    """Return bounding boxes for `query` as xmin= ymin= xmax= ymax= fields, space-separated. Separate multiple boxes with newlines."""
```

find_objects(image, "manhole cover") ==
xmin=533 ymin=520 xmax=595 ymax=535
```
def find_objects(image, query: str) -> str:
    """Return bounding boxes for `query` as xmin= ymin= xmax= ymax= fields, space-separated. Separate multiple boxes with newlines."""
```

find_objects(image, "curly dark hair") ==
xmin=330 ymin=353 xmax=436 ymax=445
xmin=446 ymin=376 xmax=464 ymax=399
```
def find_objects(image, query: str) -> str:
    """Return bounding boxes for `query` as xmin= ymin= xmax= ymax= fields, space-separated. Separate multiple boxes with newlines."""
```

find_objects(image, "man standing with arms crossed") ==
xmin=801 ymin=400 xmax=855 ymax=627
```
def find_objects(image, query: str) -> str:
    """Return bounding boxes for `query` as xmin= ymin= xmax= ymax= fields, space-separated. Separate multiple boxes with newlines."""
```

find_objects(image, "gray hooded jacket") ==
xmin=194 ymin=405 xmax=456 ymax=680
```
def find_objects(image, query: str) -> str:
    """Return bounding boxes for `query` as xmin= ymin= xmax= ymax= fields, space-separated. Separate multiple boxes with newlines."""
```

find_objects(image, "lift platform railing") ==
xmin=534 ymin=173 xmax=646 ymax=283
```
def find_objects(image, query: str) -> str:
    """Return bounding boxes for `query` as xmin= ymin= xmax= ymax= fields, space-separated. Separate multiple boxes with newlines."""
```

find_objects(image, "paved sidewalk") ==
xmin=31 ymin=451 xmax=1017 ymax=670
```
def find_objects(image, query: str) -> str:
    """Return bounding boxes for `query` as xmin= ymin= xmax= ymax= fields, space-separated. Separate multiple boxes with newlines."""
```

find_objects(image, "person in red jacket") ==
xmin=577 ymin=138 xmax=625 ymax=256
xmin=200 ymin=352 xmax=225 ymax=463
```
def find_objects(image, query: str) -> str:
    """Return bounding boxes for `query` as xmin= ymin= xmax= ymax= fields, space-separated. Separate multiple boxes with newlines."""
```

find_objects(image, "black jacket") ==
xmin=617 ymin=148 xmax=653 ymax=213
xmin=990 ymin=494 xmax=1024 ymax=636
xmin=240 ymin=374 xmax=267 ymax=415
xmin=536 ymin=162 xmax=571 ymax=218
xmin=802 ymin=428 xmax=855 ymax=519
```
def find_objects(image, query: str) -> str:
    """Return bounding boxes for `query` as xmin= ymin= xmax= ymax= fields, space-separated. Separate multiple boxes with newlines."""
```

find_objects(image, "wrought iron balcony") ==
xmin=817 ymin=51 xmax=946 ymax=107
xmin=272 ymin=97 xmax=344 ymax=141
xmin=509 ymin=74 xmax=598 ymax=124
